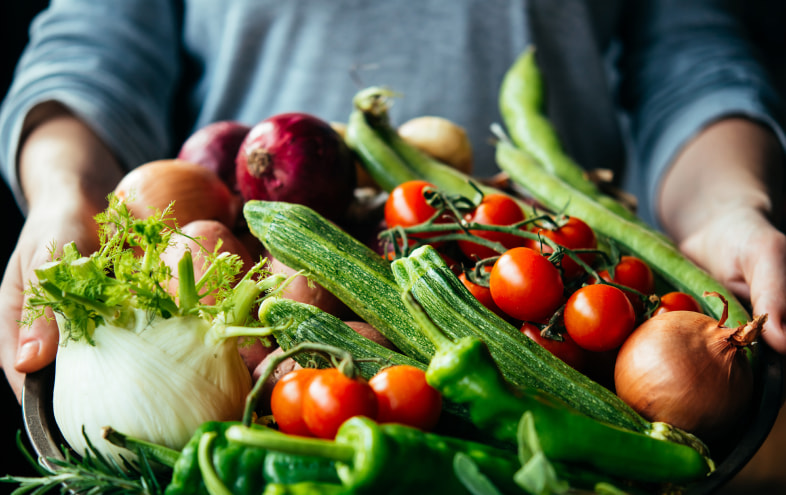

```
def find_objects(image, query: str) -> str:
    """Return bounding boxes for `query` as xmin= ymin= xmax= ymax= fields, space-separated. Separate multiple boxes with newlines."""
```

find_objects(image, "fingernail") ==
xmin=15 ymin=340 xmax=40 ymax=366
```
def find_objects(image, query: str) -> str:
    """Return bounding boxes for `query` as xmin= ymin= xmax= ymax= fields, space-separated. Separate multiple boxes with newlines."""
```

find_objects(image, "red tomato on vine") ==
xmin=270 ymin=368 xmax=320 ymax=436
xmin=526 ymin=215 xmax=596 ymax=280
xmin=520 ymin=322 xmax=587 ymax=371
xmin=458 ymin=267 xmax=507 ymax=318
xmin=597 ymin=255 xmax=655 ymax=314
xmin=384 ymin=180 xmax=447 ymax=233
xmin=302 ymin=368 xmax=378 ymax=439
xmin=369 ymin=365 xmax=442 ymax=431
xmin=489 ymin=247 xmax=564 ymax=322
xmin=458 ymin=194 xmax=527 ymax=261
xmin=652 ymin=291 xmax=703 ymax=316
xmin=563 ymin=284 xmax=636 ymax=352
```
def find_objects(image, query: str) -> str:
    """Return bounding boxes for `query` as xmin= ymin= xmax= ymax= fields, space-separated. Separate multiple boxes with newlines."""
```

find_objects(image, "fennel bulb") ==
xmin=25 ymin=198 xmax=282 ymax=464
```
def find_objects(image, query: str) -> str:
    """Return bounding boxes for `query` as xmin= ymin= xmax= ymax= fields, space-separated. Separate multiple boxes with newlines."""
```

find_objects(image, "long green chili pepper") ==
xmin=401 ymin=289 xmax=714 ymax=485
xmin=494 ymin=139 xmax=750 ymax=327
xmin=162 ymin=421 xmax=340 ymax=495
xmin=225 ymin=416 xmax=524 ymax=495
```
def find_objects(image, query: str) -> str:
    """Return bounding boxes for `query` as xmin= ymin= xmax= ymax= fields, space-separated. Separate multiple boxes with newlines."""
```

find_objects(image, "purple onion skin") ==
xmin=178 ymin=121 xmax=250 ymax=192
xmin=236 ymin=112 xmax=357 ymax=222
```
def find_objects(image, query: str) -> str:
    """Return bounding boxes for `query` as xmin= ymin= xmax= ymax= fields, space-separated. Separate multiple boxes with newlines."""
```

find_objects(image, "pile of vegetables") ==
xmin=2 ymin=46 xmax=771 ymax=495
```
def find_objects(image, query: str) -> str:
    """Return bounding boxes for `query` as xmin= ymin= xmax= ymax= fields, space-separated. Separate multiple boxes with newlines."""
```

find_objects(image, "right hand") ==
xmin=0 ymin=200 xmax=103 ymax=401
xmin=0 ymin=108 xmax=124 ymax=402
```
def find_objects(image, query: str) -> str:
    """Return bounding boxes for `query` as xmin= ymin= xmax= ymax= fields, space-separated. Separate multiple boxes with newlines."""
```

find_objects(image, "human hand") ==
xmin=676 ymin=207 xmax=786 ymax=354
xmin=657 ymin=118 xmax=786 ymax=353
xmin=0 ymin=200 xmax=102 ymax=401
xmin=0 ymin=108 xmax=124 ymax=402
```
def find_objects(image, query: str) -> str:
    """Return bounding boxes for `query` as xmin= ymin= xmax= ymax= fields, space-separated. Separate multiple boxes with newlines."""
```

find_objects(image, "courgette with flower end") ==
xmin=392 ymin=244 xmax=651 ymax=434
xmin=243 ymin=200 xmax=434 ymax=363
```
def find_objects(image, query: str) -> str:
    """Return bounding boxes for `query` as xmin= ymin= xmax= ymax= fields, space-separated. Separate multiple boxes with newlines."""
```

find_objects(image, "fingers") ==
xmin=14 ymin=309 xmax=59 ymax=374
xmin=744 ymin=230 xmax=786 ymax=354
xmin=0 ymin=253 xmax=29 ymax=401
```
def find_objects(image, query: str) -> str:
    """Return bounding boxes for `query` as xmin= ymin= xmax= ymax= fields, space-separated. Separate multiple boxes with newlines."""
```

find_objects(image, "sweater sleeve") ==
xmin=617 ymin=0 xmax=786 ymax=227
xmin=0 ymin=0 xmax=183 ymax=213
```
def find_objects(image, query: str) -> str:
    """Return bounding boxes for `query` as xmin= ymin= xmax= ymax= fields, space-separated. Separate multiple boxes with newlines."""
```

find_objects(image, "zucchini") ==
xmin=244 ymin=200 xmax=650 ymax=433
xmin=243 ymin=200 xmax=434 ymax=363
xmin=257 ymin=296 xmax=425 ymax=379
xmin=392 ymin=244 xmax=651 ymax=434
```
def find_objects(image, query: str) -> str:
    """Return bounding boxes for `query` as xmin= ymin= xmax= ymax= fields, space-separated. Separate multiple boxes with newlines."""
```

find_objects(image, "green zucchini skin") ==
xmin=392 ymin=245 xmax=650 ymax=434
xmin=243 ymin=200 xmax=434 ymax=363
xmin=258 ymin=296 xmax=425 ymax=379
xmin=244 ymin=200 xmax=650 ymax=433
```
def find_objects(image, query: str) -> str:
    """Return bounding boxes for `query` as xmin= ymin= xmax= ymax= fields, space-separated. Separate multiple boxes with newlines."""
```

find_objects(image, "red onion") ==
xmin=235 ymin=112 xmax=356 ymax=222
xmin=177 ymin=120 xmax=250 ymax=192
xmin=614 ymin=292 xmax=766 ymax=441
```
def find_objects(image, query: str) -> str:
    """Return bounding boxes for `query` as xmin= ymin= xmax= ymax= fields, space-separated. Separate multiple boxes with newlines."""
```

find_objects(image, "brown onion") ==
xmin=614 ymin=292 xmax=766 ymax=441
xmin=114 ymin=159 xmax=240 ymax=229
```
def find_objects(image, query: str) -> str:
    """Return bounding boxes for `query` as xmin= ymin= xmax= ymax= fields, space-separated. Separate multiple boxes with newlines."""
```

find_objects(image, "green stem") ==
xmin=225 ymin=425 xmax=355 ymax=464
xmin=243 ymin=342 xmax=357 ymax=425
xmin=177 ymin=249 xmax=198 ymax=313
xmin=198 ymin=432 xmax=233 ymax=495
xmin=101 ymin=427 xmax=180 ymax=468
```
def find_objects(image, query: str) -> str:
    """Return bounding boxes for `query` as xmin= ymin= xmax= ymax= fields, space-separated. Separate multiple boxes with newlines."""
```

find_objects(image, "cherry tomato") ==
xmin=653 ymin=291 xmax=703 ymax=316
xmin=385 ymin=180 xmax=444 ymax=232
xmin=270 ymin=368 xmax=320 ymax=436
xmin=368 ymin=365 xmax=442 ymax=431
xmin=597 ymin=255 xmax=655 ymax=314
xmin=563 ymin=284 xmax=635 ymax=352
xmin=458 ymin=268 xmax=507 ymax=318
xmin=489 ymin=247 xmax=564 ymax=322
xmin=458 ymin=194 xmax=527 ymax=261
xmin=302 ymin=368 xmax=378 ymax=439
xmin=520 ymin=322 xmax=587 ymax=371
xmin=526 ymin=216 xmax=596 ymax=280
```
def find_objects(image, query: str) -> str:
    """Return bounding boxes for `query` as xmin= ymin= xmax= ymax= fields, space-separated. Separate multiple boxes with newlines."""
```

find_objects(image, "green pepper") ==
xmin=164 ymin=421 xmax=340 ymax=495
xmin=225 ymin=416 xmax=523 ymax=495
xmin=261 ymin=481 xmax=350 ymax=495
xmin=401 ymin=289 xmax=714 ymax=485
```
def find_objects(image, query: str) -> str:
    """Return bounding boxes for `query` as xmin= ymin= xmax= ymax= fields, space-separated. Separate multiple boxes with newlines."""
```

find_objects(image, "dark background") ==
xmin=1 ymin=0 xmax=49 ymax=486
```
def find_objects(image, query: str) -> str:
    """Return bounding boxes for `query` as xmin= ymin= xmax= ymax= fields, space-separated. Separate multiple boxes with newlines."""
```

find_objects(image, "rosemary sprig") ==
xmin=1 ymin=430 xmax=170 ymax=495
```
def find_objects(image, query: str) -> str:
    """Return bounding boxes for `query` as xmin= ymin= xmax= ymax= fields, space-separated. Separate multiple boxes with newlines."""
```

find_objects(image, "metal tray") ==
xmin=22 ymin=342 xmax=784 ymax=493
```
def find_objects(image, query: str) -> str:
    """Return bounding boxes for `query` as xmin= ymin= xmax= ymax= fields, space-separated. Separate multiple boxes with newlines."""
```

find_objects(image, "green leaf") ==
xmin=514 ymin=412 xmax=570 ymax=495
xmin=452 ymin=452 xmax=503 ymax=495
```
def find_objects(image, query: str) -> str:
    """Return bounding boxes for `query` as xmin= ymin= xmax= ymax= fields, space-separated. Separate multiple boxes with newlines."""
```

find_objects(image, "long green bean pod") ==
xmin=495 ymin=140 xmax=750 ymax=326
xmin=498 ymin=48 xmax=653 ymax=228
xmin=347 ymin=86 xmax=537 ymax=213
xmin=345 ymin=105 xmax=421 ymax=192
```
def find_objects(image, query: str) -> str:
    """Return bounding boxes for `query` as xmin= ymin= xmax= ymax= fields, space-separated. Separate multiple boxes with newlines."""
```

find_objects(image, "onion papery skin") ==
xmin=113 ymin=159 xmax=240 ymax=229
xmin=235 ymin=113 xmax=356 ymax=222
xmin=52 ymin=311 xmax=252 ymax=463
xmin=177 ymin=120 xmax=251 ymax=192
xmin=614 ymin=310 xmax=758 ymax=442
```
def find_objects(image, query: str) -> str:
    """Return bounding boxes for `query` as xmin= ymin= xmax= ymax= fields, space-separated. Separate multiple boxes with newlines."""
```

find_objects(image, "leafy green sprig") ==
xmin=22 ymin=195 xmax=274 ymax=344
xmin=1 ymin=430 xmax=169 ymax=495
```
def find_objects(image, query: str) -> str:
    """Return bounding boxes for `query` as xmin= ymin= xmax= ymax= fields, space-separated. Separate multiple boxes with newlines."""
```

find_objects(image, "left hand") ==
xmin=657 ymin=117 xmax=786 ymax=353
